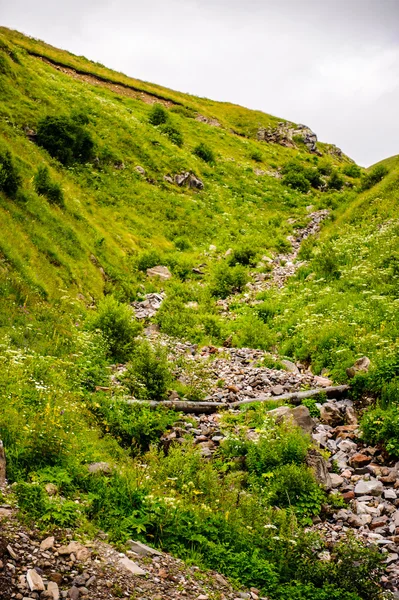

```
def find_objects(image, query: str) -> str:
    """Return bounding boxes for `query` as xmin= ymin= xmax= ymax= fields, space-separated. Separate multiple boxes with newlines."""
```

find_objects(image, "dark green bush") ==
xmin=36 ymin=115 xmax=94 ymax=165
xmin=317 ymin=160 xmax=333 ymax=176
xmin=15 ymin=482 xmax=47 ymax=518
xmin=122 ymin=341 xmax=172 ymax=400
xmin=250 ymin=149 xmax=263 ymax=162
xmin=228 ymin=246 xmax=257 ymax=266
xmin=268 ymin=464 xmax=323 ymax=512
xmin=282 ymin=161 xmax=304 ymax=175
xmin=0 ymin=148 xmax=21 ymax=198
xmin=282 ymin=171 xmax=310 ymax=193
xmin=343 ymin=163 xmax=362 ymax=178
xmin=210 ymin=263 xmax=248 ymax=298
xmin=148 ymin=103 xmax=168 ymax=125
xmin=327 ymin=171 xmax=344 ymax=190
xmin=88 ymin=296 xmax=141 ymax=362
xmin=137 ymin=249 xmax=163 ymax=271
xmin=246 ymin=428 xmax=310 ymax=475
xmin=303 ymin=167 xmax=323 ymax=189
xmin=34 ymin=166 xmax=64 ymax=206
xmin=193 ymin=142 xmax=215 ymax=163
xmin=361 ymin=164 xmax=388 ymax=191
xmin=160 ymin=124 xmax=183 ymax=147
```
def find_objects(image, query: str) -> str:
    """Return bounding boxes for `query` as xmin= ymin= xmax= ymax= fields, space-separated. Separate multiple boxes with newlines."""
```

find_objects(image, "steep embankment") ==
xmin=1 ymin=26 xmax=398 ymax=600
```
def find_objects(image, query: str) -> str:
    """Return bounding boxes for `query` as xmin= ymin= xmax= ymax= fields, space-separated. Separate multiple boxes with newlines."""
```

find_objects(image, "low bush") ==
xmin=210 ymin=263 xmax=248 ymax=298
xmin=361 ymin=164 xmax=388 ymax=191
xmin=122 ymin=341 xmax=172 ymax=400
xmin=0 ymin=148 xmax=21 ymax=198
xmin=227 ymin=246 xmax=257 ymax=266
xmin=36 ymin=115 xmax=94 ymax=165
xmin=327 ymin=171 xmax=344 ymax=191
xmin=282 ymin=171 xmax=310 ymax=193
xmin=137 ymin=249 xmax=163 ymax=272
xmin=193 ymin=142 xmax=215 ymax=163
xmin=160 ymin=124 xmax=183 ymax=147
xmin=34 ymin=166 xmax=64 ymax=206
xmin=250 ymin=149 xmax=263 ymax=162
xmin=343 ymin=163 xmax=362 ymax=178
xmin=148 ymin=103 xmax=168 ymax=125
xmin=87 ymin=296 xmax=141 ymax=362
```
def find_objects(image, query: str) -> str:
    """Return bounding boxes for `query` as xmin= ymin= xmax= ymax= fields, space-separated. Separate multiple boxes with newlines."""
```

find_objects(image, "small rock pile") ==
xmin=257 ymin=122 xmax=320 ymax=154
xmin=131 ymin=292 xmax=165 ymax=319
xmin=0 ymin=510 xmax=262 ymax=599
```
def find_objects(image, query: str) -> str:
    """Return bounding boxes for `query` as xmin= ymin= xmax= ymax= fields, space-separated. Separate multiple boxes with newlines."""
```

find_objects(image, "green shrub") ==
xmin=361 ymin=164 xmax=388 ymax=190
xmin=282 ymin=161 xmax=304 ymax=175
xmin=148 ymin=103 xmax=168 ymax=125
xmin=160 ymin=124 xmax=183 ymax=147
xmin=193 ymin=142 xmax=215 ymax=163
xmin=210 ymin=263 xmax=248 ymax=298
xmin=88 ymin=296 xmax=141 ymax=362
xmin=15 ymin=482 xmax=48 ymax=518
xmin=174 ymin=236 xmax=191 ymax=251
xmin=317 ymin=160 xmax=333 ymax=176
xmin=122 ymin=341 xmax=172 ymax=400
xmin=282 ymin=171 xmax=310 ymax=193
xmin=327 ymin=171 xmax=344 ymax=191
xmin=36 ymin=115 xmax=94 ymax=165
xmin=34 ymin=166 xmax=64 ymax=206
xmin=342 ymin=163 xmax=362 ymax=178
xmin=256 ymin=300 xmax=278 ymax=322
xmin=303 ymin=167 xmax=323 ymax=189
xmin=0 ymin=148 xmax=21 ymax=198
xmin=250 ymin=149 xmax=263 ymax=162
xmin=268 ymin=464 xmax=323 ymax=511
xmin=228 ymin=246 xmax=257 ymax=266
xmin=246 ymin=426 xmax=310 ymax=475
xmin=137 ymin=249 xmax=163 ymax=272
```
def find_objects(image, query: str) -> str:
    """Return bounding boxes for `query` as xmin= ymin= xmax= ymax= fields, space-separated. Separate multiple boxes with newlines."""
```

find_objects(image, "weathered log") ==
xmin=126 ymin=385 xmax=350 ymax=414
xmin=0 ymin=440 xmax=6 ymax=486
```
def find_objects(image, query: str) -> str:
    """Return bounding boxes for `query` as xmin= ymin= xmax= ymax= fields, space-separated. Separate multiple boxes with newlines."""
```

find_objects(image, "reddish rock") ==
xmin=369 ymin=516 xmax=389 ymax=530
xmin=349 ymin=454 xmax=371 ymax=468
xmin=342 ymin=491 xmax=355 ymax=502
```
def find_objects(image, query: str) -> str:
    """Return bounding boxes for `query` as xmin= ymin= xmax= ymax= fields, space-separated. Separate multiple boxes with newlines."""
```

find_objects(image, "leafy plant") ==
xmin=160 ymin=124 xmax=183 ymax=147
xmin=193 ymin=142 xmax=215 ymax=163
xmin=0 ymin=147 xmax=21 ymax=198
xmin=36 ymin=115 xmax=94 ymax=165
xmin=122 ymin=340 xmax=172 ymax=400
xmin=148 ymin=103 xmax=168 ymax=125
xmin=361 ymin=164 xmax=388 ymax=190
xmin=34 ymin=165 xmax=64 ymax=205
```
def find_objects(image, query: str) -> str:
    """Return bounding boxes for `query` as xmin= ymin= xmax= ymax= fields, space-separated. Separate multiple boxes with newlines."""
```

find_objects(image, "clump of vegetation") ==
xmin=343 ymin=163 xmax=362 ymax=178
xmin=160 ymin=123 xmax=183 ymax=147
xmin=148 ymin=103 xmax=168 ymax=125
xmin=327 ymin=170 xmax=344 ymax=191
xmin=282 ymin=170 xmax=310 ymax=193
xmin=361 ymin=164 xmax=388 ymax=190
xmin=193 ymin=142 xmax=215 ymax=163
xmin=34 ymin=166 xmax=64 ymax=206
xmin=36 ymin=115 xmax=94 ymax=165
xmin=250 ymin=149 xmax=263 ymax=162
xmin=227 ymin=246 xmax=257 ymax=266
xmin=210 ymin=263 xmax=248 ymax=298
xmin=0 ymin=147 xmax=21 ymax=197
xmin=88 ymin=296 xmax=141 ymax=361
xmin=122 ymin=340 xmax=172 ymax=400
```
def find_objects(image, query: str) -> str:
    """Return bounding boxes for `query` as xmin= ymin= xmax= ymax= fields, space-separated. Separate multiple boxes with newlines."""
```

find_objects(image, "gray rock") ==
xmin=119 ymin=556 xmax=146 ymax=575
xmin=135 ymin=165 xmax=146 ymax=176
xmin=330 ymin=473 xmax=344 ymax=488
xmin=346 ymin=356 xmax=371 ymax=379
xmin=127 ymin=540 xmax=162 ymax=557
xmin=26 ymin=569 xmax=45 ymax=592
xmin=281 ymin=360 xmax=299 ymax=375
xmin=174 ymin=171 xmax=204 ymax=190
xmin=87 ymin=462 xmax=111 ymax=475
xmin=354 ymin=478 xmax=383 ymax=497
xmin=319 ymin=403 xmax=342 ymax=426
xmin=146 ymin=265 xmax=172 ymax=281
xmin=306 ymin=449 xmax=332 ymax=490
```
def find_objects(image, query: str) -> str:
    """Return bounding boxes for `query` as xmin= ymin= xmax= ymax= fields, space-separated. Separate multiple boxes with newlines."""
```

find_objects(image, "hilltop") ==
xmin=0 ymin=27 xmax=398 ymax=600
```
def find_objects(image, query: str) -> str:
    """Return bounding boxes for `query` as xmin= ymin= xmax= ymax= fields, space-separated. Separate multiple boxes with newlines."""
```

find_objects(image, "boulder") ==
xmin=146 ymin=265 xmax=172 ymax=281
xmin=257 ymin=122 xmax=320 ymax=154
xmin=319 ymin=402 xmax=342 ymax=426
xmin=346 ymin=356 xmax=371 ymax=379
xmin=27 ymin=569 xmax=45 ymax=592
xmin=281 ymin=360 xmax=299 ymax=375
xmin=268 ymin=405 xmax=315 ymax=434
xmin=174 ymin=171 xmax=204 ymax=190
xmin=349 ymin=454 xmax=371 ymax=468
xmin=354 ymin=478 xmax=383 ymax=497
xmin=330 ymin=473 xmax=344 ymax=488
xmin=127 ymin=540 xmax=162 ymax=556
xmin=119 ymin=556 xmax=146 ymax=575
xmin=40 ymin=536 xmax=55 ymax=552
xmin=87 ymin=462 xmax=112 ymax=475
xmin=306 ymin=449 xmax=332 ymax=490
xmin=135 ymin=165 xmax=146 ymax=176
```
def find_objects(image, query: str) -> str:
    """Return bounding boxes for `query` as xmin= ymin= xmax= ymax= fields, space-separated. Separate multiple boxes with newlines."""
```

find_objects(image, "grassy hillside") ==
xmin=0 ymin=27 xmax=395 ymax=599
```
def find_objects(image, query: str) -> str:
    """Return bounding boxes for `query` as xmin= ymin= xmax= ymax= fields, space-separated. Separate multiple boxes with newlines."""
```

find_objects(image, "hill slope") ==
xmin=0 ymin=27 xmax=397 ymax=600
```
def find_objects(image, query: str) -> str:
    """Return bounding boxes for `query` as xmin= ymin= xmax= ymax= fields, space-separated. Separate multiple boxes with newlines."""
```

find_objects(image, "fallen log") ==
xmin=126 ymin=384 xmax=350 ymax=414
xmin=0 ymin=440 xmax=6 ymax=486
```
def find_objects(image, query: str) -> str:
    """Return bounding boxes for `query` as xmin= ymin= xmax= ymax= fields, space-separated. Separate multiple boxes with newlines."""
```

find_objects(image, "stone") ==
xmin=0 ymin=440 xmax=6 ymax=485
xmin=346 ymin=356 xmax=371 ymax=379
xmin=349 ymin=453 xmax=371 ymax=468
xmin=45 ymin=483 xmax=58 ymax=496
xmin=174 ymin=171 xmax=204 ymax=190
xmin=384 ymin=489 xmax=397 ymax=500
xmin=26 ymin=569 xmax=45 ymax=592
xmin=306 ymin=449 xmax=332 ymax=490
xmin=48 ymin=581 xmax=60 ymax=600
xmin=146 ymin=265 xmax=172 ymax=281
xmin=319 ymin=403 xmax=342 ymax=426
xmin=7 ymin=544 xmax=18 ymax=559
xmin=330 ymin=473 xmax=344 ymax=488
xmin=268 ymin=405 xmax=315 ymax=434
xmin=354 ymin=478 xmax=383 ymax=497
xmin=342 ymin=490 xmax=355 ymax=502
xmin=135 ymin=165 xmax=146 ymax=176
xmin=271 ymin=385 xmax=284 ymax=396
xmin=40 ymin=536 xmax=55 ymax=552
xmin=345 ymin=406 xmax=358 ymax=425
xmin=87 ymin=462 xmax=111 ymax=475
xmin=119 ymin=556 xmax=146 ymax=575
xmin=257 ymin=122 xmax=319 ymax=154
xmin=281 ymin=360 xmax=299 ymax=375
xmin=67 ymin=587 xmax=80 ymax=600
xmin=127 ymin=540 xmax=162 ymax=556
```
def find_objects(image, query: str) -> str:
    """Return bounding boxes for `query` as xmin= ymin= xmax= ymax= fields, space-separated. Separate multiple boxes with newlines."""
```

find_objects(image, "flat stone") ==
xmin=349 ymin=454 xmax=371 ymax=468
xmin=354 ymin=478 xmax=383 ymax=497
xmin=119 ymin=556 xmax=146 ymax=575
xmin=330 ymin=473 xmax=344 ymax=488
xmin=384 ymin=489 xmax=397 ymax=500
xmin=127 ymin=540 xmax=162 ymax=556
xmin=40 ymin=536 xmax=55 ymax=552
xmin=146 ymin=265 xmax=172 ymax=281
xmin=26 ymin=569 xmax=45 ymax=592
xmin=48 ymin=581 xmax=60 ymax=600
xmin=271 ymin=385 xmax=284 ymax=396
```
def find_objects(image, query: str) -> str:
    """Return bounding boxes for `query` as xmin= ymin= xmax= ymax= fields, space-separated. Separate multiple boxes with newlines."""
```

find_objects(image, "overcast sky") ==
xmin=2 ymin=0 xmax=399 ymax=165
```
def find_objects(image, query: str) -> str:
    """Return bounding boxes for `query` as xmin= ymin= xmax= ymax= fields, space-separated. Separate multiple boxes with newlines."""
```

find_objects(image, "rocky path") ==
xmin=0 ymin=506 xmax=259 ymax=600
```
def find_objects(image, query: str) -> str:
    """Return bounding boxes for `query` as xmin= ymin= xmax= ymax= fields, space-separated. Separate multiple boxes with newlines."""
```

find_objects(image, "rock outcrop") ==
xmin=257 ymin=121 xmax=320 ymax=154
